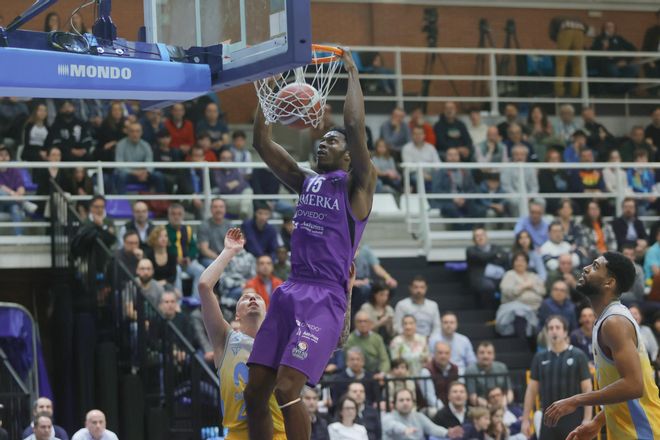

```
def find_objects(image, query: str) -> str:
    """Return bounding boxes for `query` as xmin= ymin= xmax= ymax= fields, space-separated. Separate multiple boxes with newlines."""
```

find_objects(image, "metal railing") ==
xmin=0 ymin=346 xmax=31 ymax=440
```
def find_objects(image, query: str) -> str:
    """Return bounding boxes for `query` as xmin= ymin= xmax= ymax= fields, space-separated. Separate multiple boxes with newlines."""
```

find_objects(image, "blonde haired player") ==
xmin=198 ymin=228 xmax=287 ymax=440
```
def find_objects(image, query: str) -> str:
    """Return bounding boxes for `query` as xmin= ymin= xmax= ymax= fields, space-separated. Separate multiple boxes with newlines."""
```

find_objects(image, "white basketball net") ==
xmin=255 ymin=47 xmax=343 ymax=128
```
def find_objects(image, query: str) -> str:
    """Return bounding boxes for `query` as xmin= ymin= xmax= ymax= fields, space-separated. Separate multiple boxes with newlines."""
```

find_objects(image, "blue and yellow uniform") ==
xmin=219 ymin=330 xmax=287 ymax=440
xmin=593 ymin=302 xmax=660 ymax=439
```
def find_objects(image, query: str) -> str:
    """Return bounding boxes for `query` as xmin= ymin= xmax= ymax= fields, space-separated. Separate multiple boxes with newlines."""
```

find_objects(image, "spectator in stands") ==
xmin=0 ymin=97 xmax=29 ymax=153
xmin=621 ymin=125 xmax=654 ymax=162
xmin=422 ymin=342 xmax=459 ymax=408
xmin=464 ymin=342 xmax=513 ymax=407
xmin=602 ymin=149 xmax=629 ymax=201
xmin=360 ymin=283 xmax=395 ymax=344
xmin=242 ymin=203 xmax=279 ymax=258
xmin=113 ymin=230 xmax=143 ymax=286
xmin=430 ymin=147 xmax=477 ymax=222
xmin=379 ymin=108 xmax=410 ymax=155
xmin=581 ymin=107 xmax=615 ymax=156
xmin=389 ymin=315 xmax=429 ymax=376
xmin=474 ymin=126 xmax=509 ymax=168
xmin=501 ymin=144 xmax=538 ymax=216
xmin=511 ymin=229 xmax=547 ymax=281
xmin=371 ymin=139 xmax=401 ymax=194
xmin=555 ymin=199 xmax=580 ymax=245
xmin=526 ymin=105 xmax=554 ymax=159
xmin=220 ymin=251 xmax=257 ymax=309
xmin=620 ymin=244 xmax=647 ymax=305
xmin=345 ymin=312 xmax=391 ymax=375
xmin=474 ymin=173 xmax=511 ymax=221
xmin=213 ymin=148 xmax=253 ymax=219
xmin=569 ymin=148 xmax=605 ymax=210
xmin=486 ymin=386 xmax=523 ymax=436
xmin=513 ymin=199 xmax=549 ymax=248
xmin=114 ymin=122 xmax=166 ymax=194
xmin=556 ymin=104 xmax=579 ymax=145
xmin=461 ymin=407 xmax=492 ymax=440
xmin=158 ymin=290 xmax=194 ymax=340
xmin=402 ymin=125 xmax=440 ymax=191
xmin=44 ymin=12 xmax=60 ymax=32
xmin=130 ymin=258 xmax=165 ymax=308
xmin=197 ymin=198 xmax=230 ymax=266
xmin=71 ymin=410 xmax=118 ymax=440
xmin=394 ymin=275 xmax=441 ymax=337
xmin=279 ymin=216 xmax=293 ymax=251
xmin=346 ymin=382 xmax=381 ymax=440
xmin=466 ymin=227 xmax=509 ymax=309
xmin=467 ymin=109 xmax=488 ymax=146
xmin=145 ymin=227 xmax=178 ymax=287
xmin=539 ymin=149 xmax=571 ymax=215
xmin=434 ymin=101 xmax=473 ymax=161
xmin=165 ymin=203 xmax=205 ymax=298
xmin=196 ymin=102 xmax=227 ymax=150
xmin=549 ymin=16 xmax=587 ymax=97
xmin=353 ymin=244 xmax=397 ymax=311
xmin=645 ymin=108 xmax=660 ymax=152
xmin=386 ymin=359 xmax=417 ymax=408
xmin=25 ymin=413 xmax=59 ymax=440
xmin=428 ymin=312 xmax=477 ymax=374
xmin=611 ymin=197 xmax=649 ymax=253
xmin=196 ymin=132 xmax=220 ymax=162
xmin=179 ymin=145 xmax=207 ymax=217
xmin=409 ymin=107 xmax=436 ymax=146
xmin=303 ymin=387 xmax=329 ymax=440
xmin=591 ymin=21 xmax=640 ymax=94
xmin=563 ymin=130 xmax=589 ymax=163
xmin=165 ymin=103 xmax=195 ymax=156
xmin=230 ymin=130 xmax=252 ymax=177
xmin=540 ymin=222 xmax=581 ymax=271
xmin=152 ymin=128 xmax=184 ymax=193
xmin=521 ymin=316 xmax=592 ymax=440
xmin=22 ymin=398 xmax=69 ymax=440
xmin=0 ymin=145 xmax=36 ymax=235
xmin=642 ymin=11 xmax=660 ymax=79
xmin=330 ymin=347 xmax=380 ymax=405
xmin=644 ymin=228 xmax=660 ymax=285
xmin=503 ymin=123 xmax=536 ymax=161
xmin=273 ymin=246 xmax=290 ymax=281
xmin=498 ymin=252 xmax=545 ymax=337
xmin=575 ymin=201 xmax=617 ymax=262
xmin=497 ymin=104 xmax=524 ymax=142
xmin=328 ymin=396 xmax=369 ymax=440
xmin=538 ymin=279 xmax=578 ymax=330
xmin=545 ymin=253 xmax=580 ymax=301
xmin=22 ymin=102 xmax=50 ymax=161
xmin=84 ymin=195 xmax=116 ymax=245
xmin=45 ymin=100 xmax=93 ymax=161
xmin=140 ymin=109 xmax=165 ymax=147
xmin=570 ymin=306 xmax=596 ymax=363
xmin=244 ymin=255 xmax=282 ymax=307
xmin=94 ymin=101 xmax=125 ymax=162
xmin=118 ymin=201 xmax=153 ymax=250
xmin=629 ymin=304 xmax=659 ymax=362
xmin=627 ymin=149 xmax=657 ymax=215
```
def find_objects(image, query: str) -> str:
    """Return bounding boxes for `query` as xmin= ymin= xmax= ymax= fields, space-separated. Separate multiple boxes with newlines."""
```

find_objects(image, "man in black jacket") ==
xmin=303 ymin=387 xmax=329 ymax=440
xmin=466 ymin=227 xmax=509 ymax=309
xmin=611 ymin=198 xmax=648 ymax=256
xmin=432 ymin=381 xmax=469 ymax=428
xmin=346 ymin=381 xmax=381 ymax=440
xmin=329 ymin=347 xmax=380 ymax=405
xmin=45 ymin=100 xmax=93 ymax=161
xmin=590 ymin=21 xmax=639 ymax=94
xmin=434 ymin=101 xmax=473 ymax=161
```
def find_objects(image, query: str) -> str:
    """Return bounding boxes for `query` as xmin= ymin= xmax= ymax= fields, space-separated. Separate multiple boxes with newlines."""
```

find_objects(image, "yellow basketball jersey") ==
xmin=593 ymin=302 xmax=660 ymax=439
xmin=219 ymin=330 xmax=286 ymax=440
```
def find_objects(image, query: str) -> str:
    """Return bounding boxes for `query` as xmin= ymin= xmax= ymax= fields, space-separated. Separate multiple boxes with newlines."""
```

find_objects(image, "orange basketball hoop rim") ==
xmin=311 ymin=44 xmax=344 ymax=65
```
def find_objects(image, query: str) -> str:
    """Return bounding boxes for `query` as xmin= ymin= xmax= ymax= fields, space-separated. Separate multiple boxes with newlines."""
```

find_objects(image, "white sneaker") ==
xmin=22 ymin=201 xmax=38 ymax=214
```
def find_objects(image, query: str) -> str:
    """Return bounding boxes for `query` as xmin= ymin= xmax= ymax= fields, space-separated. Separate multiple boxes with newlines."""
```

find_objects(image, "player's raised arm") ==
xmin=198 ymin=228 xmax=245 ymax=366
xmin=253 ymin=105 xmax=308 ymax=194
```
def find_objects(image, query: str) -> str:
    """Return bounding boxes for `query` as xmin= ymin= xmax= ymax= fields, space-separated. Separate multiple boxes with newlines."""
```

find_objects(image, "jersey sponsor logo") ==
xmin=298 ymin=193 xmax=340 ymax=211
xmin=541 ymin=360 xmax=550 ymax=365
xmin=292 ymin=341 xmax=309 ymax=360
xmin=296 ymin=208 xmax=327 ymax=221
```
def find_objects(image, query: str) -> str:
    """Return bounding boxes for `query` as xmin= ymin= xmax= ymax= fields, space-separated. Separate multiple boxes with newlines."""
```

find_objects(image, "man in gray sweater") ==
xmin=382 ymin=389 xmax=463 ymax=440
xmin=114 ymin=122 xmax=166 ymax=194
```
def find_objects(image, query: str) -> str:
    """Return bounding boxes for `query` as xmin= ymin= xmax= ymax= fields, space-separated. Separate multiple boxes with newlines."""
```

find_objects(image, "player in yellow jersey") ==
xmin=198 ymin=228 xmax=287 ymax=440
xmin=544 ymin=251 xmax=660 ymax=440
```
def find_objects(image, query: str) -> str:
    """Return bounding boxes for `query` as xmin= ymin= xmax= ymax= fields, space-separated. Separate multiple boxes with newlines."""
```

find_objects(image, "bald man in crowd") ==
xmin=71 ymin=410 xmax=118 ymax=440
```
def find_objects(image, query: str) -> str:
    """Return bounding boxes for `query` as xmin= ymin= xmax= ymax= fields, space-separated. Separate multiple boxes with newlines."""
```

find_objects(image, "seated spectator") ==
xmin=513 ymin=199 xmax=550 ymax=248
xmin=273 ymin=246 xmax=290 ymax=281
xmin=157 ymin=290 xmax=194 ymax=341
xmin=145 ymin=227 xmax=178 ymax=287
xmin=570 ymin=306 xmax=596 ymax=363
xmin=555 ymin=199 xmax=580 ymax=245
xmin=114 ymin=122 xmax=166 ymax=194
xmin=165 ymin=103 xmax=195 ymax=156
xmin=244 ymin=255 xmax=283 ymax=307
xmin=386 ymin=359 xmax=417 ymax=408
xmin=389 ymin=315 xmax=429 ymax=376
xmin=539 ymin=150 xmax=571 ymax=216
xmin=602 ymin=149 xmax=629 ymax=197
xmin=581 ymin=107 xmax=615 ymax=157
xmin=371 ymin=139 xmax=401 ymax=194
xmin=501 ymin=144 xmax=538 ymax=216
xmin=113 ymin=230 xmax=144 ymax=288
xmin=279 ymin=215 xmax=293 ymax=251
xmin=353 ymin=244 xmax=397 ymax=311
xmin=242 ymin=204 xmax=279 ymax=258
xmin=359 ymin=283 xmax=395 ymax=344
xmin=330 ymin=347 xmax=380 ymax=405
xmin=34 ymin=146 xmax=72 ymax=215
xmin=611 ymin=198 xmax=649 ymax=253
xmin=512 ymin=229 xmax=547 ymax=281
xmin=504 ymin=123 xmax=537 ymax=162
xmin=562 ymin=129 xmax=589 ymax=163
xmin=382 ymin=389 xmax=461 ymax=440
xmin=22 ymin=398 xmax=69 ymax=440
xmin=0 ymin=145 xmax=36 ymax=235
xmin=466 ymin=227 xmax=509 ymax=309
xmin=197 ymin=198 xmax=231 ymax=267
xmin=118 ymin=201 xmax=154 ymax=250
xmin=140 ymin=109 xmax=165 ymax=147
xmin=538 ymin=280 xmax=578 ymax=331
xmin=474 ymin=173 xmax=511 ymax=220
xmin=497 ymin=252 xmax=545 ymax=337
xmin=540 ymin=222 xmax=581 ymax=271
xmin=591 ymin=21 xmax=640 ymax=94
xmin=22 ymin=102 xmax=50 ymax=161
xmin=525 ymin=104 xmax=554 ymax=160
xmin=393 ymin=276 xmax=441 ymax=338
xmin=474 ymin=126 xmax=509 ymax=169
xmin=569 ymin=148 xmax=605 ymax=212
xmin=497 ymin=104 xmax=524 ymax=142
xmin=620 ymin=244 xmax=647 ymax=305
xmin=25 ymin=413 xmax=60 ymax=440
xmin=629 ymin=304 xmax=659 ymax=364
xmin=328 ymin=396 xmax=369 ymax=440
xmin=428 ymin=312 xmax=477 ymax=374
xmin=165 ymin=203 xmax=205 ymax=298
xmin=434 ymin=101 xmax=473 ymax=161
xmin=402 ymin=125 xmax=440 ymax=191
xmin=556 ymin=104 xmax=579 ymax=144
xmin=431 ymin=381 xmax=469 ymax=429
xmin=545 ymin=254 xmax=581 ymax=303
xmin=71 ymin=410 xmax=118 ymax=440
xmin=227 ymin=131 xmax=252 ymax=178
xmin=409 ymin=107 xmax=436 ymax=146
xmin=645 ymin=107 xmax=660 ymax=153
xmin=627 ymin=149 xmax=657 ymax=215
xmin=460 ymin=407 xmax=491 ymax=440
xmin=644 ymin=228 xmax=660 ymax=285
xmin=196 ymin=132 xmax=220 ymax=162
xmin=94 ymin=101 xmax=126 ymax=162
xmin=344 ymin=312 xmax=390 ymax=376
xmin=421 ymin=342 xmax=459 ymax=408
xmin=123 ymin=258 xmax=165 ymax=314
xmin=430 ymin=147 xmax=478 ymax=221
xmin=379 ymin=107 xmax=410 ymax=156
xmin=196 ymin=102 xmax=228 ymax=150
xmin=346 ymin=382 xmax=381 ymax=440
xmin=180 ymin=145 xmax=208 ymax=217
xmin=152 ymin=128 xmax=184 ymax=192
xmin=575 ymin=201 xmax=617 ymax=263
xmin=465 ymin=342 xmax=513 ymax=407
xmin=219 ymin=250 xmax=256 ymax=306
xmin=45 ymin=100 xmax=93 ymax=161
xmin=621 ymin=126 xmax=654 ymax=163
xmin=303 ymin=387 xmax=329 ymax=440
xmin=486 ymin=386 xmax=523 ymax=436
xmin=467 ymin=109 xmax=488 ymax=146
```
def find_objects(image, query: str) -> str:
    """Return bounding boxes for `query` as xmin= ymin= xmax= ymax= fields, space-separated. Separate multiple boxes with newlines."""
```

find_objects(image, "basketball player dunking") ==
xmin=244 ymin=48 xmax=376 ymax=440
xmin=544 ymin=252 xmax=660 ymax=439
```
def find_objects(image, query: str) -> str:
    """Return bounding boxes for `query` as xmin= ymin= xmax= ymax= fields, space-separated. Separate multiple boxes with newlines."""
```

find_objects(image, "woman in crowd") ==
xmin=371 ymin=138 xmax=401 ymax=193
xmin=554 ymin=199 xmax=580 ymax=245
xmin=629 ymin=304 xmax=659 ymax=364
xmin=327 ymin=396 xmax=369 ymax=440
xmin=389 ymin=314 xmax=429 ymax=376
xmin=575 ymin=200 xmax=617 ymax=262
xmin=43 ymin=12 xmax=60 ymax=32
xmin=525 ymin=104 xmax=554 ymax=160
xmin=22 ymin=103 xmax=49 ymax=161
xmin=34 ymin=146 xmax=71 ymax=216
xmin=71 ymin=168 xmax=94 ymax=218
xmin=359 ymin=283 xmax=395 ymax=344
xmin=511 ymin=230 xmax=546 ymax=281
xmin=145 ymin=226 xmax=179 ymax=288
xmin=94 ymin=101 xmax=127 ymax=162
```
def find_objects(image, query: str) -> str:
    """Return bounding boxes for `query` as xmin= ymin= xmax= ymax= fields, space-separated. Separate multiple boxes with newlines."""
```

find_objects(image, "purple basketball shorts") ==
xmin=247 ymin=277 xmax=347 ymax=385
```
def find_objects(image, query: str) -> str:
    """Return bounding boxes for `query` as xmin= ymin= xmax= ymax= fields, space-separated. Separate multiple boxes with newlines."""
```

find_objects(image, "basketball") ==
xmin=274 ymin=83 xmax=322 ymax=129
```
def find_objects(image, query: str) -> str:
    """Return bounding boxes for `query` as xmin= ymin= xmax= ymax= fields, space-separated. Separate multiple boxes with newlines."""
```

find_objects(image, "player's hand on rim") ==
xmin=224 ymin=228 xmax=245 ymax=253
xmin=338 ymin=46 xmax=357 ymax=71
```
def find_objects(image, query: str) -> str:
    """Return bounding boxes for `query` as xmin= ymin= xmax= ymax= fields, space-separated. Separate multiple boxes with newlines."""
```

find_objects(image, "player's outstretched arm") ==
xmin=545 ymin=316 xmax=644 ymax=426
xmin=340 ymin=48 xmax=377 ymax=220
xmin=253 ymin=105 xmax=308 ymax=193
xmin=198 ymin=228 xmax=246 ymax=366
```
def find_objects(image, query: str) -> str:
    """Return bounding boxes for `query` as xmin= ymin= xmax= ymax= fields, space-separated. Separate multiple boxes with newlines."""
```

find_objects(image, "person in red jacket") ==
xmin=245 ymin=255 xmax=283 ymax=307
xmin=165 ymin=103 xmax=195 ymax=156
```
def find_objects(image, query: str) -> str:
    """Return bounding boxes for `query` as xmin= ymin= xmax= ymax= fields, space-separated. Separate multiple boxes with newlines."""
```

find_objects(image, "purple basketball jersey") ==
xmin=291 ymin=169 xmax=368 ymax=288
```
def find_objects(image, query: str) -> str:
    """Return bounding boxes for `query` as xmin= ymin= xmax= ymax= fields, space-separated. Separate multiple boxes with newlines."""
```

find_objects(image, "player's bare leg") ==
xmin=274 ymin=366 xmax=311 ymax=440
xmin=245 ymin=364 xmax=277 ymax=440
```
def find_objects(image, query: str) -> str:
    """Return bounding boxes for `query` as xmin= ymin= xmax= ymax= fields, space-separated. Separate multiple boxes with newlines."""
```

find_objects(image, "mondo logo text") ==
xmin=57 ymin=64 xmax=132 ymax=80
